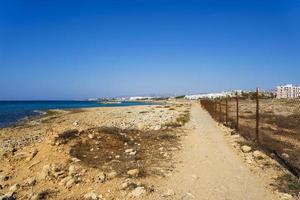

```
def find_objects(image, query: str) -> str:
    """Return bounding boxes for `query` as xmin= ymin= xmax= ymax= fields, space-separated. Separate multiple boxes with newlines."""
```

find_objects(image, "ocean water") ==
xmin=0 ymin=101 xmax=153 ymax=128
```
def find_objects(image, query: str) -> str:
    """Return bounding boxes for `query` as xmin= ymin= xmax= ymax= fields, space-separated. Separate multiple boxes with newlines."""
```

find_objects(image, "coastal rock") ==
xmin=241 ymin=145 xmax=252 ymax=153
xmin=9 ymin=184 xmax=20 ymax=192
xmin=0 ymin=192 xmax=16 ymax=200
xmin=107 ymin=171 xmax=118 ymax=180
xmin=253 ymin=150 xmax=265 ymax=159
xmin=39 ymin=164 xmax=51 ymax=180
xmin=26 ymin=148 xmax=38 ymax=161
xmin=181 ymin=193 xmax=196 ymax=200
xmin=125 ymin=149 xmax=134 ymax=153
xmin=96 ymin=172 xmax=106 ymax=183
xmin=23 ymin=177 xmax=36 ymax=187
xmin=0 ymin=174 xmax=10 ymax=182
xmin=84 ymin=191 xmax=102 ymax=200
xmin=129 ymin=186 xmax=146 ymax=197
xmin=162 ymin=189 xmax=175 ymax=197
xmin=127 ymin=169 xmax=140 ymax=177
xmin=281 ymin=153 xmax=289 ymax=159
xmin=68 ymin=165 xmax=79 ymax=176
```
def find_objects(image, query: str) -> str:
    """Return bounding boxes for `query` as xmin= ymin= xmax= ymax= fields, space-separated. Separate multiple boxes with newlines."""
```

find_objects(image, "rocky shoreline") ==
xmin=0 ymin=102 xmax=191 ymax=200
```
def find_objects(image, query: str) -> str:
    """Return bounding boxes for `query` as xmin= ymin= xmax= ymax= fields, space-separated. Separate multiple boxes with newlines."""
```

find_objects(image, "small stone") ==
xmin=73 ymin=121 xmax=79 ymax=126
xmin=162 ymin=189 xmax=175 ymax=197
xmin=181 ymin=192 xmax=195 ymax=200
xmin=24 ymin=177 xmax=36 ymax=186
xmin=253 ymin=150 xmax=264 ymax=159
xmin=129 ymin=186 xmax=146 ymax=197
xmin=107 ymin=171 xmax=118 ymax=180
xmin=125 ymin=149 xmax=134 ymax=153
xmin=281 ymin=153 xmax=289 ymax=159
xmin=279 ymin=193 xmax=293 ymax=200
xmin=96 ymin=172 xmax=106 ymax=183
xmin=71 ymin=157 xmax=81 ymax=163
xmin=59 ymin=176 xmax=73 ymax=186
xmin=84 ymin=191 xmax=100 ymax=200
xmin=129 ymin=151 xmax=137 ymax=156
xmin=9 ymin=184 xmax=20 ymax=192
xmin=241 ymin=145 xmax=252 ymax=153
xmin=0 ymin=174 xmax=10 ymax=182
xmin=26 ymin=149 xmax=38 ymax=161
xmin=39 ymin=165 xmax=51 ymax=180
xmin=66 ymin=178 xmax=75 ymax=188
xmin=88 ymin=134 xmax=94 ymax=139
xmin=127 ymin=169 xmax=140 ymax=177
xmin=68 ymin=165 xmax=78 ymax=176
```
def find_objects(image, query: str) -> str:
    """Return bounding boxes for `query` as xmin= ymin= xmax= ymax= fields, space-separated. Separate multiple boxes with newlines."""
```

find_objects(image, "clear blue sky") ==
xmin=0 ymin=0 xmax=299 ymax=100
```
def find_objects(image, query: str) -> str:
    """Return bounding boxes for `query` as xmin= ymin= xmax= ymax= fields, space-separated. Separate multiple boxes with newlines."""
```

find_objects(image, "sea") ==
xmin=0 ymin=101 xmax=154 ymax=128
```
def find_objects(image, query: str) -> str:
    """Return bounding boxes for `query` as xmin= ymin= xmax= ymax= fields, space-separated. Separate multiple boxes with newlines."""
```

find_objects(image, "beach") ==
xmin=0 ymin=102 xmax=191 ymax=199
xmin=0 ymin=102 xmax=298 ymax=200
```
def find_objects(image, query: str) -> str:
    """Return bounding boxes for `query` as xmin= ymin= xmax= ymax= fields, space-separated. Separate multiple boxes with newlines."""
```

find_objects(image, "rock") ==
xmin=129 ymin=151 xmax=137 ymax=156
xmin=0 ymin=192 xmax=16 ymax=200
xmin=39 ymin=164 xmax=51 ymax=180
xmin=127 ymin=169 xmax=140 ymax=177
xmin=129 ymin=186 xmax=146 ymax=197
xmin=181 ymin=192 xmax=195 ymax=200
xmin=0 ymin=174 xmax=10 ymax=182
xmin=26 ymin=149 xmax=38 ymax=161
xmin=96 ymin=172 xmax=106 ymax=183
xmin=73 ymin=121 xmax=79 ymax=126
xmin=241 ymin=145 xmax=252 ymax=153
xmin=66 ymin=178 xmax=76 ymax=188
xmin=71 ymin=157 xmax=81 ymax=163
xmin=88 ymin=134 xmax=94 ymax=139
xmin=137 ymin=123 xmax=145 ymax=130
xmin=59 ymin=176 xmax=73 ymax=186
xmin=125 ymin=149 xmax=134 ymax=153
xmin=162 ymin=189 xmax=175 ymax=197
xmin=154 ymin=125 xmax=161 ymax=130
xmin=107 ymin=171 xmax=118 ymax=180
xmin=9 ymin=184 xmax=20 ymax=192
xmin=121 ymin=179 xmax=137 ymax=190
xmin=253 ymin=150 xmax=264 ymax=159
xmin=23 ymin=177 xmax=36 ymax=186
xmin=68 ymin=165 xmax=79 ymax=176
xmin=279 ymin=193 xmax=293 ymax=200
xmin=84 ymin=191 xmax=101 ymax=200
xmin=281 ymin=153 xmax=289 ymax=159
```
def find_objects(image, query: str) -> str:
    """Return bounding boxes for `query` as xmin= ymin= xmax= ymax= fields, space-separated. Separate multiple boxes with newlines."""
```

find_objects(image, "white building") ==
xmin=276 ymin=84 xmax=300 ymax=99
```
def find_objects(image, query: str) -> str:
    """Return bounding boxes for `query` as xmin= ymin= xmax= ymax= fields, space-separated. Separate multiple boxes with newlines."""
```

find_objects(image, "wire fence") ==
xmin=200 ymin=89 xmax=300 ymax=177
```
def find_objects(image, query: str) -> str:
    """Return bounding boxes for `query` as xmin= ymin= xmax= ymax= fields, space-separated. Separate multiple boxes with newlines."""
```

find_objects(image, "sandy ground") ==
xmin=149 ymin=103 xmax=286 ymax=200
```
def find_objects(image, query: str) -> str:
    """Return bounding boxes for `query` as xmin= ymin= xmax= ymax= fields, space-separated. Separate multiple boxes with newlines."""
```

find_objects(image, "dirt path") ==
xmin=153 ymin=103 xmax=280 ymax=200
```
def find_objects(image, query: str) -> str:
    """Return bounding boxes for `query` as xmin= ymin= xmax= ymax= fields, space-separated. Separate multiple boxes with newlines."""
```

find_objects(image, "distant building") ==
xmin=276 ymin=84 xmax=300 ymax=99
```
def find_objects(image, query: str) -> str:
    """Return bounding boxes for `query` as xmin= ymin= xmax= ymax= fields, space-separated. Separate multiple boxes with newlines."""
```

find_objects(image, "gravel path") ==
xmin=154 ymin=103 xmax=280 ymax=200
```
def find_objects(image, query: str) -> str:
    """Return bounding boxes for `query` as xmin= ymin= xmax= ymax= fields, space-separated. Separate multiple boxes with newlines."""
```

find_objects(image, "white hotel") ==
xmin=276 ymin=84 xmax=300 ymax=99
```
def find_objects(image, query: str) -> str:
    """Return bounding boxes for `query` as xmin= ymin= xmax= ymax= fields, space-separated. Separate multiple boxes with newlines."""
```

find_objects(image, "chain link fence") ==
xmin=200 ymin=89 xmax=300 ymax=177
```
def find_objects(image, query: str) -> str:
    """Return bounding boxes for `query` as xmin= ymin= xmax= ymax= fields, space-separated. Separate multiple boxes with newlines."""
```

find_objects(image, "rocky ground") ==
xmin=1 ymin=102 xmax=299 ymax=200
xmin=0 ymin=103 xmax=191 ymax=200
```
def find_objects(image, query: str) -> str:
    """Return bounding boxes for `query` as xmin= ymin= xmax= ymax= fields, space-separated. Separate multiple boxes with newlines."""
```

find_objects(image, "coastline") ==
xmin=0 ymin=100 xmax=163 ymax=129
xmin=0 ymin=101 xmax=191 ymax=199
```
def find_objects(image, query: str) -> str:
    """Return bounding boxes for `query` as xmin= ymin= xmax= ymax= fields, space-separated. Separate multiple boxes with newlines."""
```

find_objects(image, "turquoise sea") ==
xmin=0 ymin=101 xmax=153 ymax=128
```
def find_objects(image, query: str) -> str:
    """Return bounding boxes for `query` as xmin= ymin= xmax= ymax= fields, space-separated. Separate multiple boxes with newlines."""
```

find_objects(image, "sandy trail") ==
xmin=154 ymin=103 xmax=280 ymax=200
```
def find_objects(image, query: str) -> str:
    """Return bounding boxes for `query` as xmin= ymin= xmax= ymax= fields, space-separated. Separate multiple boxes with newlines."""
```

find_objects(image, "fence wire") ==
xmin=200 ymin=92 xmax=300 ymax=175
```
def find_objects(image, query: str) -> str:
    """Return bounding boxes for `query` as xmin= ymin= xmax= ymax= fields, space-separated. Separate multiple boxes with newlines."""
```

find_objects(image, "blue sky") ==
xmin=0 ymin=0 xmax=299 ymax=100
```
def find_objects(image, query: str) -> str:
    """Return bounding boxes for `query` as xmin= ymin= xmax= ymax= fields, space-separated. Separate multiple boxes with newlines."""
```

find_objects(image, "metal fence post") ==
xmin=236 ymin=93 xmax=239 ymax=130
xmin=219 ymin=100 xmax=222 ymax=123
xmin=256 ymin=87 xmax=260 ymax=145
xmin=225 ymin=96 xmax=228 ymax=126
